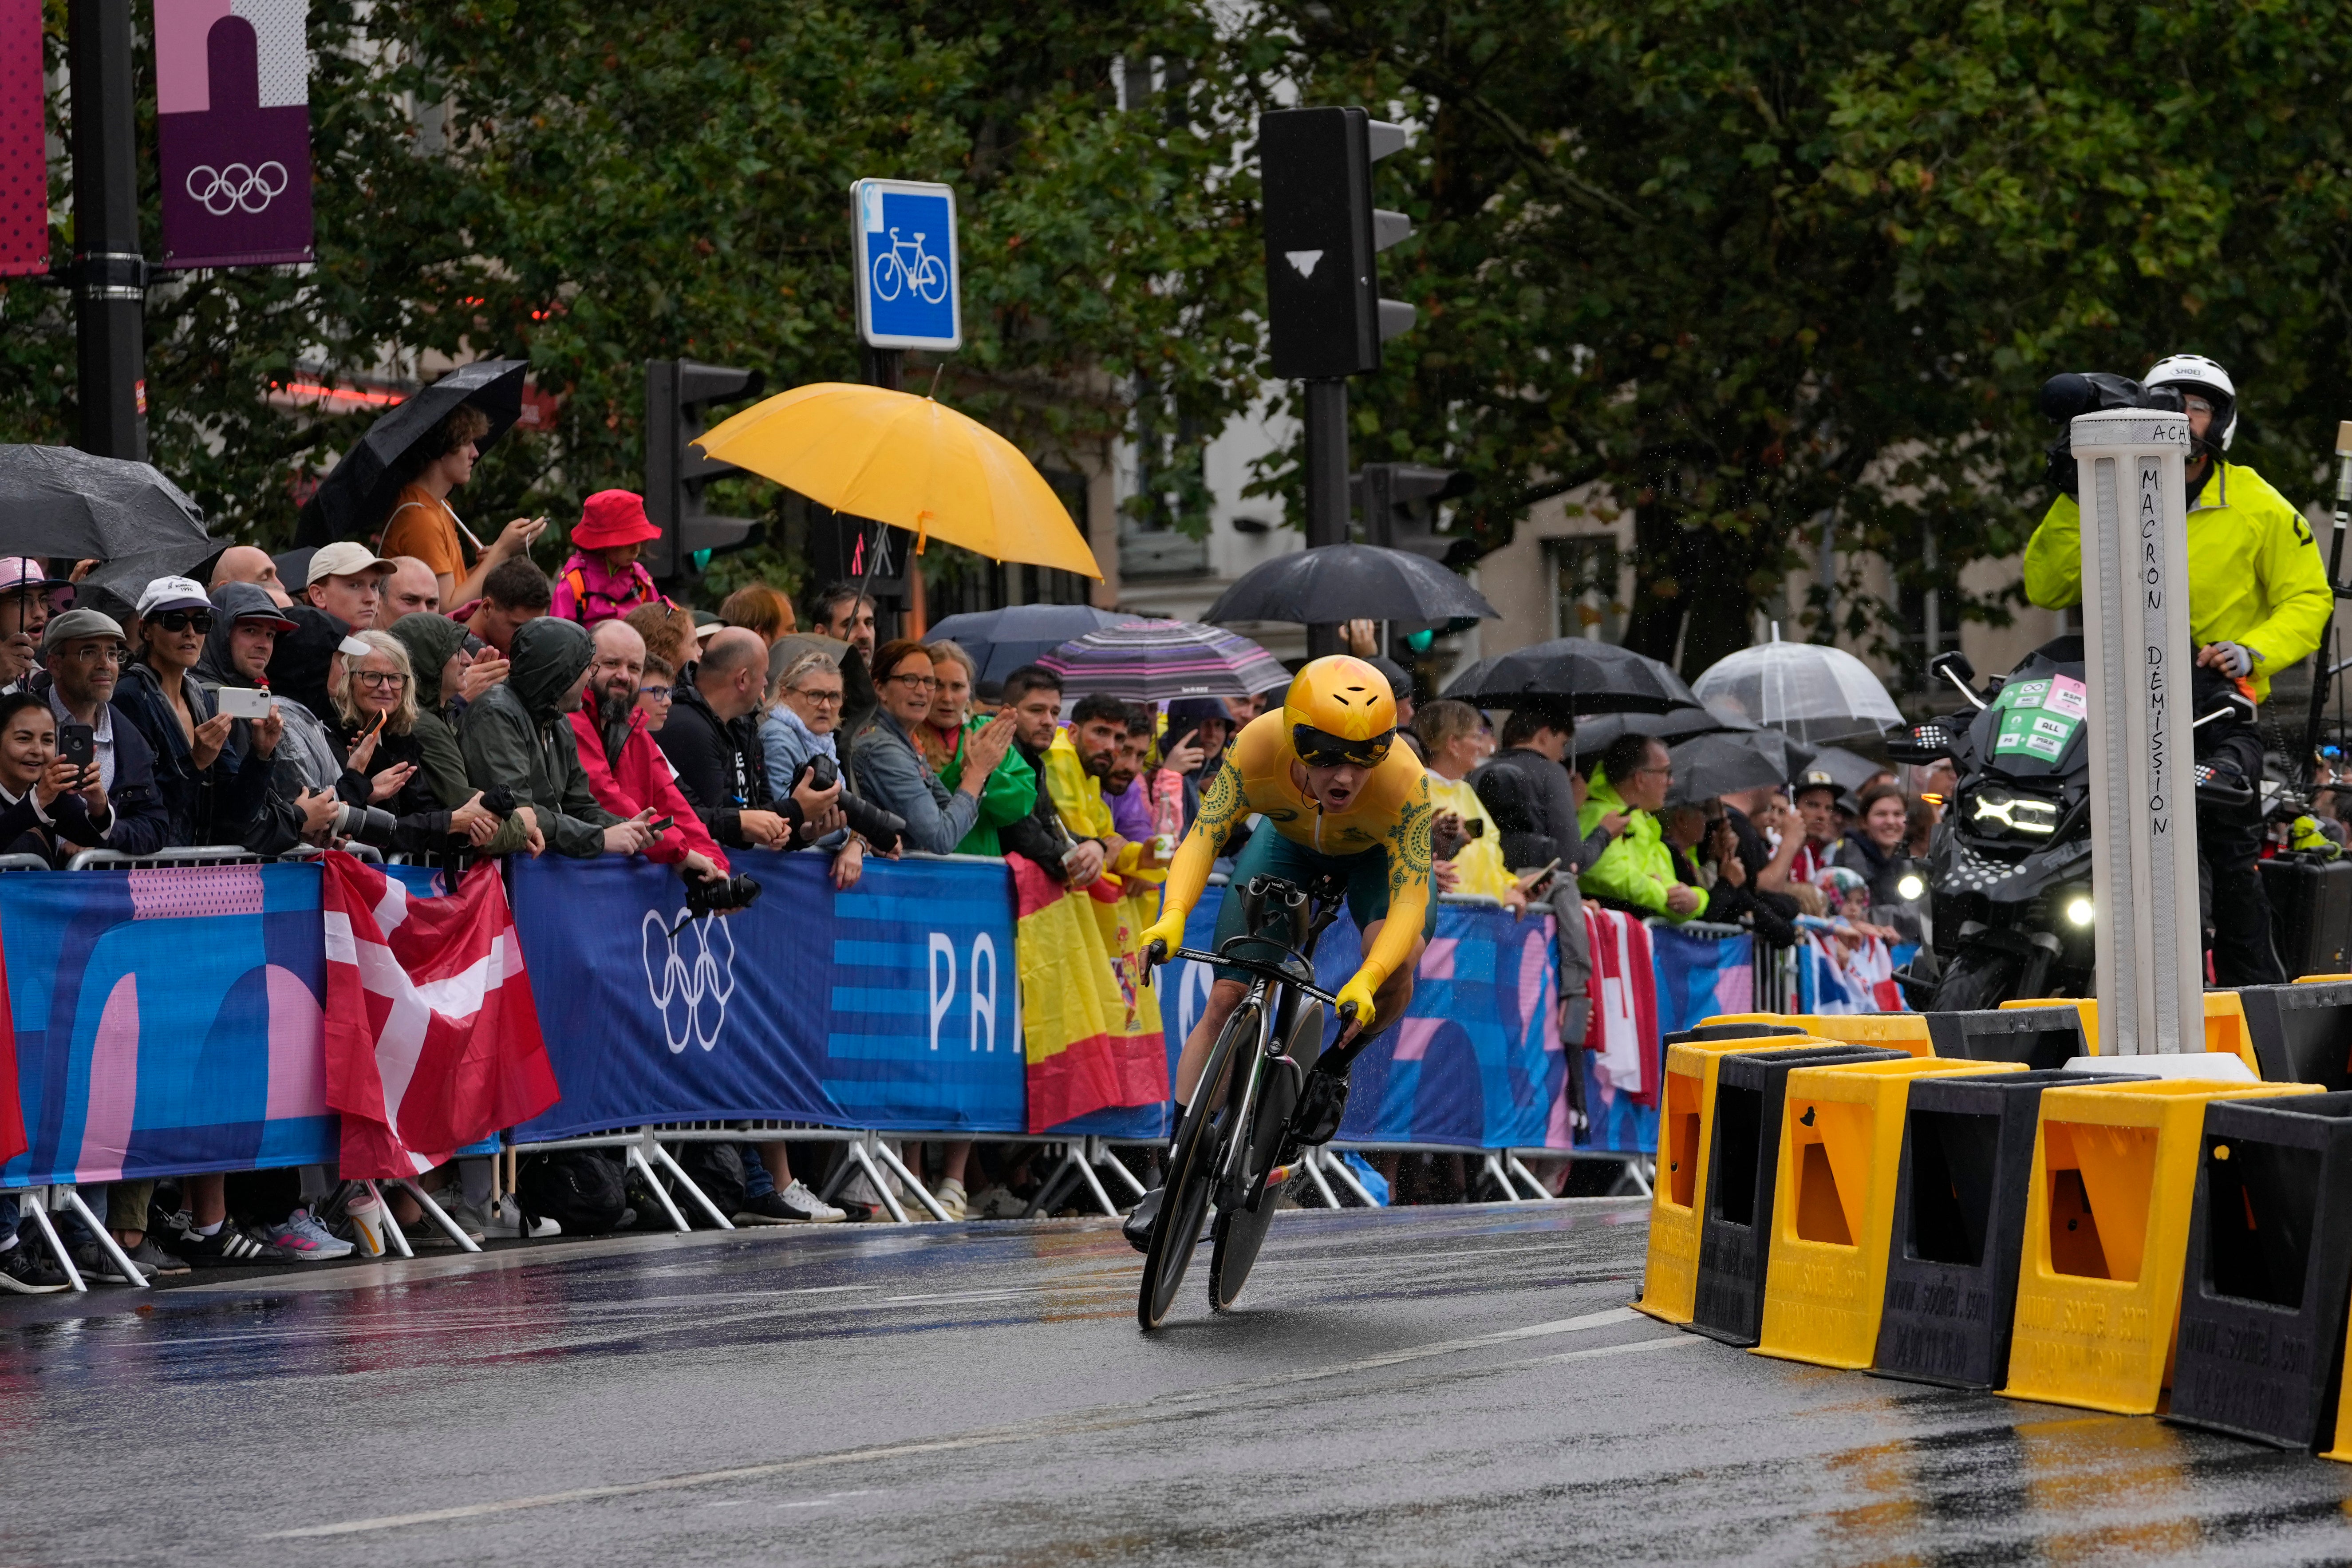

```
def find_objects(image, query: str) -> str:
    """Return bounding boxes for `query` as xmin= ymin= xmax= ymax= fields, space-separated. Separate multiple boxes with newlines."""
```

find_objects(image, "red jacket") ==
xmin=568 ymin=700 xmax=730 ymax=873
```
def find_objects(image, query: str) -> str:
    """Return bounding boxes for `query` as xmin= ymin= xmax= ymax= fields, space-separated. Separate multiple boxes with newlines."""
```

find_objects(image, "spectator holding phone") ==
xmin=200 ymin=585 xmax=343 ymax=851
xmin=30 ymin=607 xmax=168 ymax=853
xmin=663 ymin=627 xmax=838 ymax=853
xmin=384 ymin=612 xmax=536 ymax=857
xmin=331 ymin=630 xmax=501 ymax=852
xmin=379 ymin=402 xmax=549 ymax=608
xmin=1414 ymin=698 xmax=1521 ymax=908
xmin=0 ymin=691 xmax=121 ymax=863
xmin=115 ymin=577 xmax=279 ymax=848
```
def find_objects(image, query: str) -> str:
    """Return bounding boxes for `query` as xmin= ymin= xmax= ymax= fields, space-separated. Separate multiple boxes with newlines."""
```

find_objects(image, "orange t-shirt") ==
xmin=380 ymin=485 xmax=468 ymax=579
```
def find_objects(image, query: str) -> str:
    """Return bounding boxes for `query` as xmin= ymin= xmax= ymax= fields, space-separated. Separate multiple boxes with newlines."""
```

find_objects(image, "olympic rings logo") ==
xmin=184 ymin=161 xmax=289 ymax=216
xmin=642 ymin=908 xmax=736 ymax=1055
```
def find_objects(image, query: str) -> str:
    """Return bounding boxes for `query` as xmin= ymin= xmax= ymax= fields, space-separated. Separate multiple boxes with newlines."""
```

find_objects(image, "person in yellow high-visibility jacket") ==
xmin=2022 ymin=354 xmax=2328 ymax=983
xmin=2022 ymin=358 xmax=2329 ymax=705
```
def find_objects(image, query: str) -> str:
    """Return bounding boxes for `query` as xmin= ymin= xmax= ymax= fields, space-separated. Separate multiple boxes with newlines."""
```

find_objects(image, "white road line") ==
xmin=268 ymin=1307 xmax=1652 ymax=1540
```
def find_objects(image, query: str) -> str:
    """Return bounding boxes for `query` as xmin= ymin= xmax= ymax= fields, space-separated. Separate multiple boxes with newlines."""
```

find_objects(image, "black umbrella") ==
xmin=1666 ymin=729 xmax=1820 ymax=804
xmin=1569 ymin=704 xmax=1756 ymax=756
xmin=0 ymin=446 xmax=217 ymax=600
xmin=927 ymin=604 xmax=1137 ymax=684
xmin=1444 ymin=637 xmax=1701 ymax=715
xmin=1203 ymin=543 xmax=1496 ymax=628
xmin=295 ymin=359 xmax=529 ymax=546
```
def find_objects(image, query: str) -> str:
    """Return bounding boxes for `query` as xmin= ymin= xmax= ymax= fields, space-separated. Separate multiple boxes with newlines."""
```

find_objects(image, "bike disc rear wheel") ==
xmin=1138 ymin=1004 xmax=1251 ymax=1330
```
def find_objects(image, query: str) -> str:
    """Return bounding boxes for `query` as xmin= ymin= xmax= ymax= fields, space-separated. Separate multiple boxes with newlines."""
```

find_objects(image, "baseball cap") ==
xmin=41 ymin=607 xmax=126 ymax=651
xmin=1792 ymin=768 xmax=1839 ymax=796
xmin=307 ymin=541 xmax=397 ymax=585
xmin=136 ymin=576 xmax=213 ymax=618
xmin=0 ymin=558 xmax=74 ymax=612
xmin=338 ymin=634 xmax=373 ymax=659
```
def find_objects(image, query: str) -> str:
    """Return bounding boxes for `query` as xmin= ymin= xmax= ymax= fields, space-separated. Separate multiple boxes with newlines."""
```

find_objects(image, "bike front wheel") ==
xmin=1208 ymin=998 xmax=1318 ymax=1312
xmin=1138 ymin=999 xmax=1254 ymax=1330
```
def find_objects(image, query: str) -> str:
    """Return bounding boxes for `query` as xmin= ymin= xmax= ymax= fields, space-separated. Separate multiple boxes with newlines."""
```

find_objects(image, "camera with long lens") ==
xmin=330 ymin=801 xmax=398 ymax=847
xmin=684 ymin=868 xmax=762 ymax=918
xmin=2039 ymin=372 xmax=2188 ymax=496
xmin=799 ymin=754 xmax=908 ymax=852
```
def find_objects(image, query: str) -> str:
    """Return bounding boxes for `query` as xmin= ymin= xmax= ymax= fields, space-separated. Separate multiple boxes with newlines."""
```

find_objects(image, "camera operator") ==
xmin=2024 ymin=353 xmax=2330 ymax=984
xmin=658 ymin=627 xmax=841 ymax=854
xmin=571 ymin=619 xmax=727 ymax=882
xmin=459 ymin=617 xmax=655 ymax=858
xmin=763 ymin=648 xmax=868 ymax=889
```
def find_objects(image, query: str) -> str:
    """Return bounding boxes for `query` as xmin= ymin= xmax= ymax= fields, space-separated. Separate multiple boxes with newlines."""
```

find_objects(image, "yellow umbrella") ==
xmin=692 ymin=382 xmax=1101 ymax=579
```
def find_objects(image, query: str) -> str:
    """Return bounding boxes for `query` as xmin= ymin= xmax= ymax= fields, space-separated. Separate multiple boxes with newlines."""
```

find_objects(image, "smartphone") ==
xmin=58 ymin=722 xmax=94 ymax=769
xmin=645 ymin=816 xmax=674 ymax=837
xmin=216 ymin=686 xmax=273 ymax=720
xmin=1464 ymin=817 xmax=1485 ymax=838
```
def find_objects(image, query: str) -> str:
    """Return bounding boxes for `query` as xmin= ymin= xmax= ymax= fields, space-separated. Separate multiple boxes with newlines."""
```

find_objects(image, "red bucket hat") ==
xmin=572 ymin=489 xmax=662 ymax=550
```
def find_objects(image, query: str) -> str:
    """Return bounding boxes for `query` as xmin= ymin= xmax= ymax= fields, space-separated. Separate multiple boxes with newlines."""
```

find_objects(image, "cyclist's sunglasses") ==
xmin=1292 ymin=723 xmax=1394 ymax=770
xmin=150 ymin=609 xmax=215 ymax=634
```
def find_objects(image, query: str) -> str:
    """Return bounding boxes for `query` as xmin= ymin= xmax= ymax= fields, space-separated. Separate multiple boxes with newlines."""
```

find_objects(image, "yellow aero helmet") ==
xmin=1285 ymin=656 xmax=1397 ymax=767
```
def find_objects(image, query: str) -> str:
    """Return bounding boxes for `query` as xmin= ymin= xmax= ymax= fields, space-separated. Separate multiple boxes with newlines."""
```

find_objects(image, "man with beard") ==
xmin=567 ymin=619 xmax=724 ymax=879
xmin=1042 ymin=691 xmax=1168 ymax=889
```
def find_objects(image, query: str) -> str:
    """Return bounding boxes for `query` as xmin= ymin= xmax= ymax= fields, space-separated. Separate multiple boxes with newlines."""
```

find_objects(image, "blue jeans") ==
xmin=739 ymin=1145 xmax=776 ymax=1198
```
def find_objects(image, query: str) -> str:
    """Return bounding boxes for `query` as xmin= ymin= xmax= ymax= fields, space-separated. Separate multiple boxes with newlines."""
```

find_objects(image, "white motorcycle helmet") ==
xmin=2143 ymin=353 xmax=2238 ymax=453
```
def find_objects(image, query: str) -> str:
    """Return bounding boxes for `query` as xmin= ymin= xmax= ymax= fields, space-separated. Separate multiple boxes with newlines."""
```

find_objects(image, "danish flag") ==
xmin=321 ymin=853 xmax=558 ymax=1177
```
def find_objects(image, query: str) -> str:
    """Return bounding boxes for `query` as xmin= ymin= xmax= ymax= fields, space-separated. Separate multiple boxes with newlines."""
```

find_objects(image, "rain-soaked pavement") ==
xmin=4 ymin=1198 xmax=2351 ymax=1566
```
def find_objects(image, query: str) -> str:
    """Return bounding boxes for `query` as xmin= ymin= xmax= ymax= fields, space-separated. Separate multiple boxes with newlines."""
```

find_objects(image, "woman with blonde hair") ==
xmin=330 ymin=628 xmax=498 ymax=853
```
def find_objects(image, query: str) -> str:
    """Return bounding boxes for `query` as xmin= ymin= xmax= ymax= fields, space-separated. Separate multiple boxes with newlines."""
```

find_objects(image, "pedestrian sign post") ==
xmin=852 ymin=178 xmax=961 ymax=353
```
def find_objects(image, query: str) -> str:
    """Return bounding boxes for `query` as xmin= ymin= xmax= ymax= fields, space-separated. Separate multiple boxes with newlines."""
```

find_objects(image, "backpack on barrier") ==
xmin=667 ymin=1141 xmax=747 ymax=1225
xmin=515 ymin=1150 xmax=629 ymax=1234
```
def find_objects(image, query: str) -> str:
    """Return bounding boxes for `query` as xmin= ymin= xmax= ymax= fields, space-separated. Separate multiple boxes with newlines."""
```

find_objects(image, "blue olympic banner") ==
xmin=507 ymin=850 xmax=1026 ymax=1140
xmin=1160 ymin=890 xmax=1561 ymax=1152
xmin=0 ymin=864 xmax=339 ymax=1186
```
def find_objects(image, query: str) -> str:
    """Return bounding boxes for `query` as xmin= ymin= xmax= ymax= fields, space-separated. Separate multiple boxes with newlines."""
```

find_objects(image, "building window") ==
xmin=1550 ymin=537 xmax=1623 ymax=642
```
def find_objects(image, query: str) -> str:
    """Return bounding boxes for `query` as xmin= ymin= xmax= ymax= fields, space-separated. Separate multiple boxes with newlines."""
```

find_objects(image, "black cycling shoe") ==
xmin=1121 ymin=1186 xmax=1164 ymax=1254
xmin=1290 ymin=1065 xmax=1351 ymax=1147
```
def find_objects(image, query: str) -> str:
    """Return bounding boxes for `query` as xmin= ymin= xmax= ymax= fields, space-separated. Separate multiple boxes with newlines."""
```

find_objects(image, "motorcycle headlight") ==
xmin=1967 ymin=786 xmax=2061 ymax=841
xmin=1896 ymin=872 xmax=1927 ymax=902
xmin=2064 ymin=894 xmax=2095 ymax=927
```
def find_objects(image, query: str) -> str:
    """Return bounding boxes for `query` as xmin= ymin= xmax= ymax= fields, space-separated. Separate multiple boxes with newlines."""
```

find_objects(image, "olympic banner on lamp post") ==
xmin=0 ymin=0 xmax=42 ymax=276
xmin=154 ymin=0 xmax=312 ymax=269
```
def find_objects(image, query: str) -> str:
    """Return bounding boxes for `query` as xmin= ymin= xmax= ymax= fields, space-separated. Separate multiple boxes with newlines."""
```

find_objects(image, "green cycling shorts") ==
xmin=1210 ymin=828 xmax=1435 ymax=984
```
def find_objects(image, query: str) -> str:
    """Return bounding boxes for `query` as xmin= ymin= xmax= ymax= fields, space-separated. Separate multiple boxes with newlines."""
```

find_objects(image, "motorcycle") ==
xmin=1890 ymin=636 xmax=2257 ymax=1010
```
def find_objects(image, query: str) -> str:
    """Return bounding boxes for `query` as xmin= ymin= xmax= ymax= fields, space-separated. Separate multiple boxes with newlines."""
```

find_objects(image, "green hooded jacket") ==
xmin=939 ymin=713 xmax=1040 ymax=856
xmin=457 ymin=618 xmax=617 ymax=858
xmin=389 ymin=614 xmax=532 ymax=857
xmin=1577 ymin=766 xmax=1708 ymax=923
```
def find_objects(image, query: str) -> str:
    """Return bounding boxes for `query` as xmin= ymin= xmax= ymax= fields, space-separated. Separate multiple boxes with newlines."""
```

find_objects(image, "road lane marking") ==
xmin=269 ymin=1307 xmax=1654 ymax=1539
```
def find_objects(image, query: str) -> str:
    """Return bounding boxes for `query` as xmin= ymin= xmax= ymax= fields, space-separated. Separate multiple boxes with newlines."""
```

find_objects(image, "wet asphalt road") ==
xmin=6 ymin=1200 xmax=2352 ymax=1566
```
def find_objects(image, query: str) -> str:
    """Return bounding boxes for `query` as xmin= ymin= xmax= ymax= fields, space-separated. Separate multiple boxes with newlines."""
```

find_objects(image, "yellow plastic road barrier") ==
xmin=2329 ymin=1302 xmax=2352 ymax=1462
xmin=1637 ymin=1033 xmax=1824 ymax=1326
xmin=1753 ymin=1058 xmax=2021 ymax=1369
xmin=2001 ymin=994 xmax=2262 ymax=1077
xmin=2003 ymin=1078 xmax=2322 ymax=1414
xmin=1705 ymin=1012 xmax=1933 ymax=1058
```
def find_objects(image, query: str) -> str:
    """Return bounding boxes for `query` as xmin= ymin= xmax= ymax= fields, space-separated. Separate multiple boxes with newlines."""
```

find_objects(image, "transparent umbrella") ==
xmin=1693 ymin=637 xmax=1904 ymax=745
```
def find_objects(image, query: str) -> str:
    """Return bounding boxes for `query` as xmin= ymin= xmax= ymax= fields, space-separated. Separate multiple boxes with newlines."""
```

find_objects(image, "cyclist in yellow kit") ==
xmin=1125 ymin=656 xmax=1433 ymax=1249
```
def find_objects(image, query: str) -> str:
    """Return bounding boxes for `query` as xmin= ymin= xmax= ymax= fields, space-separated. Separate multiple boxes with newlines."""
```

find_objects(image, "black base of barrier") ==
xmin=1668 ymin=1023 xmax=1809 ymax=1047
xmin=1687 ymin=1044 xmax=1909 ymax=1347
xmin=1872 ymin=1068 xmax=2154 ymax=1390
xmin=2170 ymin=1090 xmax=2352 ymax=1449
xmin=1921 ymin=1007 xmax=2088 ymax=1072
xmin=2235 ymin=983 xmax=2352 ymax=1090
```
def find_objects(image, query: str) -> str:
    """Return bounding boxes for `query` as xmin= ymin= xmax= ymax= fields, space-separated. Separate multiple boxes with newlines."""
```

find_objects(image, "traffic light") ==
xmin=643 ymin=358 xmax=767 ymax=581
xmin=1259 ymin=107 xmax=1416 ymax=381
xmin=1352 ymin=462 xmax=1468 ymax=561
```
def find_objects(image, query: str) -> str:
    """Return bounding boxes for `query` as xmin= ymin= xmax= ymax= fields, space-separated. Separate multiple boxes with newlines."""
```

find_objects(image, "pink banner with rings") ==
xmin=0 ymin=0 xmax=44 ymax=277
xmin=154 ymin=0 xmax=312 ymax=269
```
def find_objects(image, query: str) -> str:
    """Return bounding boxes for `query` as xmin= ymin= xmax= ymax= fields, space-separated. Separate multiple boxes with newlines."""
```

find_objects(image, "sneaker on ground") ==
xmin=740 ymin=1179 xmax=846 ymax=1224
xmin=444 ymin=1200 xmax=493 ymax=1243
xmin=69 ymin=1238 xmax=148 ymax=1284
xmin=484 ymin=1196 xmax=560 ymax=1240
xmin=261 ymin=1208 xmax=354 ymax=1262
xmin=122 ymin=1236 xmax=189 ymax=1278
xmin=0 ymin=1240 xmax=68 ymax=1293
xmin=967 ymin=1184 xmax=1026 ymax=1220
xmin=166 ymin=1222 xmax=293 ymax=1268
xmin=933 ymin=1176 xmax=968 ymax=1222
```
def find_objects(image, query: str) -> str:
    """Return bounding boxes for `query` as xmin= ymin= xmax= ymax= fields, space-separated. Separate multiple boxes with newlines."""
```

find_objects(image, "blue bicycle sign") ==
xmin=852 ymin=179 xmax=961 ymax=352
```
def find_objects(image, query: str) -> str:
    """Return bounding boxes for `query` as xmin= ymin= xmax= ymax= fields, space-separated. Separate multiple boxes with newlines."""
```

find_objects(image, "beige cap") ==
xmin=308 ymin=541 xmax=397 ymax=584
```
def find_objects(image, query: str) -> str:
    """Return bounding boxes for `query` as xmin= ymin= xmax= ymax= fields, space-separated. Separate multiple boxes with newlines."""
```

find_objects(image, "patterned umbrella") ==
xmin=1040 ymin=620 xmax=1290 ymax=702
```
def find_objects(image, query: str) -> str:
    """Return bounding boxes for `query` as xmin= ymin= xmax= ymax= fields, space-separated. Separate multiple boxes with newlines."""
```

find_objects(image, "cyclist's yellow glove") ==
xmin=1333 ymin=973 xmax=1380 ymax=1034
xmin=1137 ymin=912 xmax=1187 ymax=971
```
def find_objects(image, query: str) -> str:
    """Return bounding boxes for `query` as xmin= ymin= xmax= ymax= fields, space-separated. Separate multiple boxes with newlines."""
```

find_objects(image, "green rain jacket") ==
xmin=1577 ymin=766 xmax=1707 ymax=923
xmin=457 ymin=618 xmax=620 ymax=858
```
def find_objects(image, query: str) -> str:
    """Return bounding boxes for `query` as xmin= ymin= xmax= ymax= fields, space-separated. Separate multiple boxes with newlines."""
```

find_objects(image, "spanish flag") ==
xmin=1011 ymin=853 xmax=1168 ymax=1132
